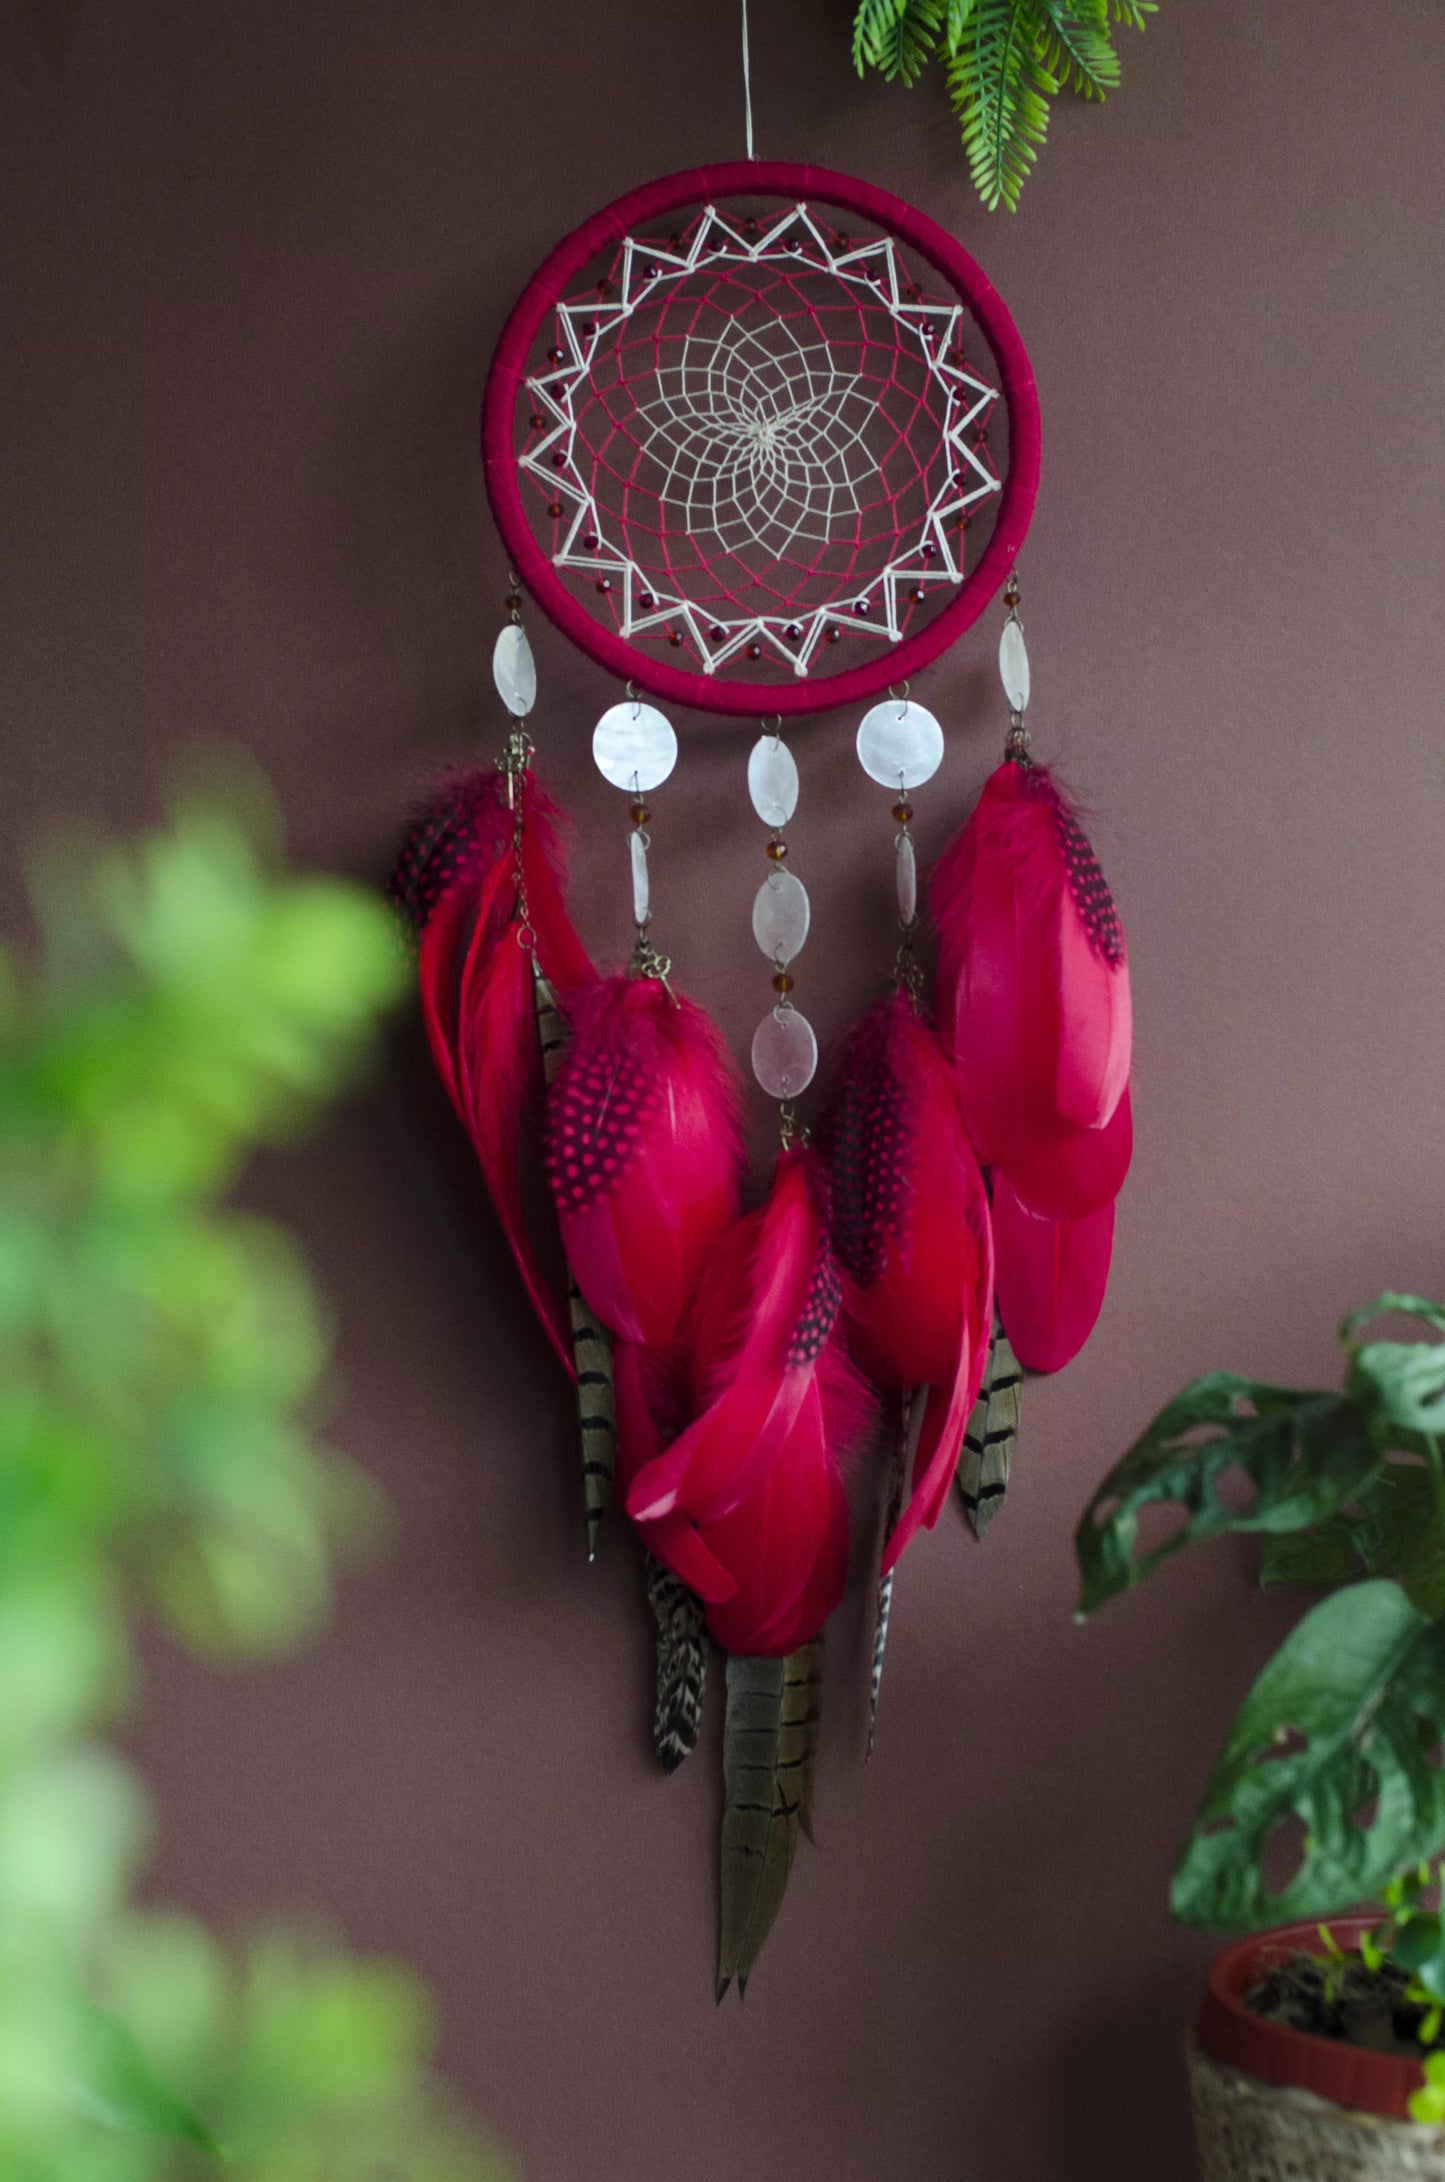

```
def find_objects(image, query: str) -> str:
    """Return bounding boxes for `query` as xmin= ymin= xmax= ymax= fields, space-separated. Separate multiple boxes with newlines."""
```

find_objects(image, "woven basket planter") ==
xmin=1191 ymin=1920 xmax=1445 ymax=2182
xmin=1189 ymin=2039 xmax=1445 ymax=2181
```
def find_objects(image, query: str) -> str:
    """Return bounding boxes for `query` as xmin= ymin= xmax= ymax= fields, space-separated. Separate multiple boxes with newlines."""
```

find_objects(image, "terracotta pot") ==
xmin=1199 ymin=1917 xmax=1424 ymax=2119
xmin=1189 ymin=1920 xmax=1445 ymax=2182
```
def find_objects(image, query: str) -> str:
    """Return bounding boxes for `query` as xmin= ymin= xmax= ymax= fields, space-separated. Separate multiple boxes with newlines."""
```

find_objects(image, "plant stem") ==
xmin=1424 ymin=1435 xmax=1445 ymax=1531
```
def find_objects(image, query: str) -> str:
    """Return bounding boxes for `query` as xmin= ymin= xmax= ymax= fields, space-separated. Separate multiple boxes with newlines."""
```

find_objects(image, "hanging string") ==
xmin=741 ymin=0 xmax=756 ymax=160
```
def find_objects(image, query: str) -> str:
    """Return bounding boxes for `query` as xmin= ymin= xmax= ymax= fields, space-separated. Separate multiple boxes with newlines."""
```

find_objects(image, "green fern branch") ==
xmin=851 ymin=0 xmax=1156 ymax=210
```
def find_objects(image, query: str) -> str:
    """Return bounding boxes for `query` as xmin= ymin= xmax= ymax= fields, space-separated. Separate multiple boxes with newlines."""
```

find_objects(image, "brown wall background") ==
xmin=4 ymin=3 xmax=1445 ymax=2176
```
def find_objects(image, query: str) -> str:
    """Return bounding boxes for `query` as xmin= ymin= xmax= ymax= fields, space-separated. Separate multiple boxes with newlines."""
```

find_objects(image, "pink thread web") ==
xmin=513 ymin=193 xmax=1007 ymax=690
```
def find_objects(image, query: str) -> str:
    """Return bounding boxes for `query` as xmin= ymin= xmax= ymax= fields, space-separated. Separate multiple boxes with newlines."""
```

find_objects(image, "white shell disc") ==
xmin=751 ymin=1007 xmax=818 ymax=1100
xmin=856 ymin=700 xmax=945 ymax=790
xmin=493 ymin=624 xmax=536 ymax=717
xmin=1000 ymin=619 xmax=1030 ymax=712
xmin=592 ymin=702 xmax=678 ymax=793
xmin=747 ymin=735 xmax=799 ymax=828
xmin=752 ymin=869 xmax=810 ymax=966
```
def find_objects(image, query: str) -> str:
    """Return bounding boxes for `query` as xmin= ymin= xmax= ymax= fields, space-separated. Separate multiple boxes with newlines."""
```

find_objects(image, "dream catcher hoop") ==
xmin=481 ymin=161 xmax=1040 ymax=715
xmin=396 ymin=139 xmax=1130 ymax=2001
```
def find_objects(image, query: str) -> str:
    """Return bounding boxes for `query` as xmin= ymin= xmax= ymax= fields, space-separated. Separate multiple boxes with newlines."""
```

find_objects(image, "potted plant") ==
xmin=1078 ymin=1294 xmax=1445 ymax=2177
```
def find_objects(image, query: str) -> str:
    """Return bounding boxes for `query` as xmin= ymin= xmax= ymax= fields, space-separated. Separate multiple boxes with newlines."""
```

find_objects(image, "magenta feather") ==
xmin=623 ymin=1150 xmax=873 ymax=1655
xmin=543 ymin=974 xmax=744 ymax=1348
xmin=1004 ymin=1082 xmax=1134 ymax=1221
xmin=823 ymin=995 xmax=995 ymax=1572
xmin=930 ymin=760 xmax=1132 ymax=1167
xmin=992 ymin=1177 xmax=1115 ymax=1373
xmin=389 ymin=767 xmax=594 ymax=1372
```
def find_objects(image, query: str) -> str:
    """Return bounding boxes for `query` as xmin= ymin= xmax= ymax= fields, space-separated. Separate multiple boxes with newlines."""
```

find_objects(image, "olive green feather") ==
xmin=957 ymin=1315 xmax=1022 ymax=1539
xmin=645 ymin=1556 xmax=709 ymax=1774
xmin=534 ymin=964 xmax=615 ymax=1558
xmin=717 ymin=1642 xmax=823 ymax=1999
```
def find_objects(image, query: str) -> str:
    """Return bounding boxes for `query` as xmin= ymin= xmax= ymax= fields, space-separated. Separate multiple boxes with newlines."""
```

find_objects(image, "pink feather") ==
xmin=389 ymin=767 xmax=594 ymax=1373
xmin=612 ymin=1340 xmax=739 ymax=1606
xmin=991 ymin=1177 xmax=1115 ymax=1373
xmin=823 ymin=995 xmax=994 ymax=1572
xmin=544 ymin=974 xmax=744 ymax=1348
xmin=1004 ymin=1082 xmax=1133 ymax=1221
xmin=623 ymin=1150 xmax=872 ymax=1654
xmin=930 ymin=760 xmax=1132 ymax=1167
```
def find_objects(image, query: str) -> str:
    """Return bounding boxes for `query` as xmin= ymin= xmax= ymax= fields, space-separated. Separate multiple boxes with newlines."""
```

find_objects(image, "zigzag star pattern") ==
xmin=519 ymin=201 xmax=1003 ymax=680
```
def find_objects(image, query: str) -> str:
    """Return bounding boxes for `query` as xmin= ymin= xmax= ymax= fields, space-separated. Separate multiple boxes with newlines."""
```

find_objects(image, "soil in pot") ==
xmin=1248 ymin=1951 xmax=1444 ymax=2063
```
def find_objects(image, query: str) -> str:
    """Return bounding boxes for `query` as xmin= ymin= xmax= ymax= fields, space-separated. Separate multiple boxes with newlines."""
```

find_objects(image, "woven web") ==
xmin=516 ymin=197 xmax=1004 ymax=684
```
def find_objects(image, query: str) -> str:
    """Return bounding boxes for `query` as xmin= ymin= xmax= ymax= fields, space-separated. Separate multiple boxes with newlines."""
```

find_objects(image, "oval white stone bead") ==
xmin=752 ymin=869 xmax=810 ymax=965
xmin=856 ymin=699 xmax=944 ymax=790
xmin=896 ymin=831 xmax=918 ymax=925
xmin=630 ymin=830 xmax=650 ymax=926
xmin=999 ymin=618 xmax=1030 ymax=712
xmin=493 ymin=624 xmax=536 ymax=717
xmin=747 ymin=735 xmax=799 ymax=827
xmin=592 ymin=702 xmax=678 ymax=792
xmin=751 ymin=1006 xmax=818 ymax=1099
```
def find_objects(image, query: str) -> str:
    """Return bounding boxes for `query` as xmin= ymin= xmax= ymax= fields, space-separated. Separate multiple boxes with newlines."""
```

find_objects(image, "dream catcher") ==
xmin=392 ymin=144 xmax=1131 ymax=1994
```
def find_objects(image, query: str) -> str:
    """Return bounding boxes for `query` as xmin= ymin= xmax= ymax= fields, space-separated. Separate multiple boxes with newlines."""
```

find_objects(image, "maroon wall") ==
xmin=5 ymin=4 xmax=1445 ymax=2176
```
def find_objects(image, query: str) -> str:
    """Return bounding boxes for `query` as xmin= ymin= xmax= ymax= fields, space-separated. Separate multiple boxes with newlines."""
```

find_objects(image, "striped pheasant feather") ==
xmin=957 ymin=1316 xmax=1023 ymax=1539
xmin=644 ymin=1555 xmax=709 ymax=1775
xmin=534 ymin=964 xmax=616 ymax=1556
xmin=717 ymin=1641 xmax=823 ymax=2000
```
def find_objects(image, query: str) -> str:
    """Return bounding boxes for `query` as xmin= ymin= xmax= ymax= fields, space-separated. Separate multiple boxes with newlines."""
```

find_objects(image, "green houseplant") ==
xmin=1079 ymin=1294 xmax=1445 ymax=2175
xmin=0 ymin=768 xmax=506 ymax=2179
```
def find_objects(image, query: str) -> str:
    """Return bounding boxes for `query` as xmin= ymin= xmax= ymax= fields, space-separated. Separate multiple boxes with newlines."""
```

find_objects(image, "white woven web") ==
xmin=632 ymin=317 xmax=879 ymax=559
xmin=519 ymin=202 xmax=1003 ymax=679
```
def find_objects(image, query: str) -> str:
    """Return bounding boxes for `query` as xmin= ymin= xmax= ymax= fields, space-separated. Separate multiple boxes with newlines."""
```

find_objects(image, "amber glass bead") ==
xmin=771 ymin=971 xmax=794 ymax=995
xmin=746 ymin=643 xmax=762 ymax=660
xmin=765 ymin=839 xmax=788 ymax=862
xmin=892 ymin=800 xmax=913 ymax=823
xmin=668 ymin=630 xmax=683 ymax=647
xmin=547 ymin=501 xmax=563 ymax=518
xmin=825 ymin=626 xmax=842 ymax=645
xmin=630 ymin=800 xmax=650 ymax=825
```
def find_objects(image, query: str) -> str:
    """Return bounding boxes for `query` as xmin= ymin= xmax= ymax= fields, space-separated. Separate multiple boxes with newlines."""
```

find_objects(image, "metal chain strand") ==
xmin=496 ymin=723 xmax=537 ymax=953
xmin=630 ymin=926 xmax=675 ymax=994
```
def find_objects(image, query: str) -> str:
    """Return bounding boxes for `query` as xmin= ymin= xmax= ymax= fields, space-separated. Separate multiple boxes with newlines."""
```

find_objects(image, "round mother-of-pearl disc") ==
xmin=856 ymin=700 xmax=945 ymax=790
xmin=752 ymin=869 xmax=810 ymax=966
xmin=592 ymin=702 xmax=678 ymax=792
xmin=751 ymin=1006 xmax=818 ymax=1100
xmin=747 ymin=735 xmax=799 ymax=828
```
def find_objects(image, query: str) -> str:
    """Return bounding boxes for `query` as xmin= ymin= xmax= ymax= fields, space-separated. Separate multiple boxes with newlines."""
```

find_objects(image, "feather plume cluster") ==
xmin=930 ymin=758 xmax=1133 ymax=1377
xmin=389 ymin=767 xmax=593 ymax=1372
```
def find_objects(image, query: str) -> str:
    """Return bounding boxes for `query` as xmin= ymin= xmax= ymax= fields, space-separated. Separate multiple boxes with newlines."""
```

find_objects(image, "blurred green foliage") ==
xmin=0 ymin=772 xmax=506 ymax=2180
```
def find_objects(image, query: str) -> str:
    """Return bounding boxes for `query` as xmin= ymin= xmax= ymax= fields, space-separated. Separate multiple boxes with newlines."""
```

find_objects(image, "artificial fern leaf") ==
xmin=1110 ymin=0 xmax=1156 ymax=25
xmin=948 ymin=0 xmax=1057 ymax=212
xmin=855 ymin=0 xmax=946 ymax=85
xmin=853 ymin=0 xmax=899 ymax=75
xmin=1035 ymin=0 xmax=1120 ymax=98
xmin=943 ymin=0 xmax=981 ymax=61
